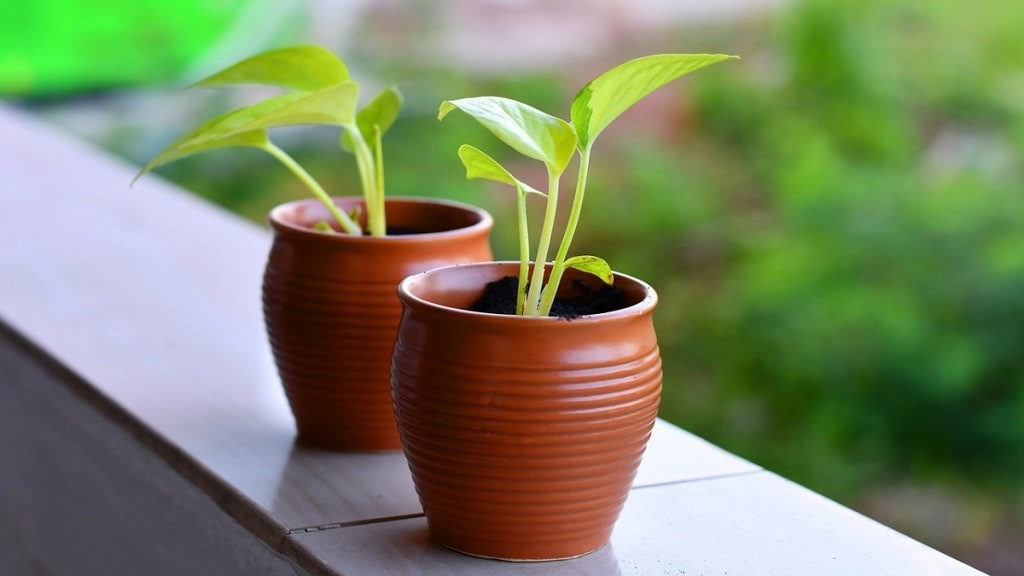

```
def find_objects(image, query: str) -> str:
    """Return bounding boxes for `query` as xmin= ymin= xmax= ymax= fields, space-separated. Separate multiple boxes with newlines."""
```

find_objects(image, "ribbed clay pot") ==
xmin=263 ymin=197 xmax=492 ymax=450
xmin=391 ymin=262 xmax=662 ymax=561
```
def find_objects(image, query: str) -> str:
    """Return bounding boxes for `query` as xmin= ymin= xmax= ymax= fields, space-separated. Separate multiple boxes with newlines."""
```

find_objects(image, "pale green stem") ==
xmin=346 ymin=124 xmax=385 ymax=237
xmin=522 ymin=170 xmax=561 ymax=316
xmin=515 ymin=186 xmax=531 ymax=315
xmin=539 ymin=146 xmax=593 ymax=316
xmin=374 ymin=125 xmax=385 ymax=232
xmin=263 ymin=142 xmax=362 ymax=235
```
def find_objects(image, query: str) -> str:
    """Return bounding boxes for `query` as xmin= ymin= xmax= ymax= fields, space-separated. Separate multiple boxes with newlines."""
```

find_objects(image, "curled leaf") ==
xmin=342 ymin=86 xmax=404 ymax=152
xmin=564 ymin=255 xmax=614 ymax=285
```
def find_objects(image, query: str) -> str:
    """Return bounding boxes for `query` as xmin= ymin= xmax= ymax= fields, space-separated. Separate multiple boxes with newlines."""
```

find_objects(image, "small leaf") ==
xmin=194 ymin=44 xmax=350 ymax=92
xmin=565 ymin=255 xmax=614 ymax=285
xmin=571 ymin=53 xmax=739 ymax=150
xmin=342 ymin=86 xmax=404 ymax=152
xmin=439 ymin=97 xmax=577 ymax=173
xmin=312 ymin=220 xmax=336 ymax=234
xmin=457 ymin=145 xmax=544 ymax=196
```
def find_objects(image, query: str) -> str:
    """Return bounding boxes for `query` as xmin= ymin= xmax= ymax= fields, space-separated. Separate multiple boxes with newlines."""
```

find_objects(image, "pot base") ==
xmin=438 ymin=540 xmax=608 ymax=563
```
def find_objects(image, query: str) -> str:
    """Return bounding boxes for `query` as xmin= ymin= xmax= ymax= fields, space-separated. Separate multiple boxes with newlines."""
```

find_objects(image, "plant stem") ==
xmin=347 ymin=124 xmax=386 ymax=237
xmin=522 ymin=171 xmax=561 ymax=316
xmin=539 ymin=147 xmax=592 ymax=316
xmin=374 ymin=125 xmax=386 ymax=234
xmin=264 ymin=142 xmax=362 ymax=235
xmin=515 ymin=186 xmax=531 ymax=315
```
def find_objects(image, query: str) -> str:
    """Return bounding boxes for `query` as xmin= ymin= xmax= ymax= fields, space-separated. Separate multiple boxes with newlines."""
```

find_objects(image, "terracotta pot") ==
xmin=391 ymin=262 xmax=662 ymax=560
xmin=263 ymin=197 xmax=493 ymax=450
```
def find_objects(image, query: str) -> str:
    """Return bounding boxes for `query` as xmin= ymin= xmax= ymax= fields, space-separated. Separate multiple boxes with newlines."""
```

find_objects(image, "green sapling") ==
xmin=135 ymin=44 xmax=402 ymax=237
xmin=439 ymin=53 xmax=738 ymax=316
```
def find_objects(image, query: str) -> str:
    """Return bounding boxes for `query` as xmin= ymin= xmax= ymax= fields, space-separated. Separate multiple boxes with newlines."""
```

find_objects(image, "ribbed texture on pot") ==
xmin=264 ymin=272 xmax=403 ymax=448
xmin=391 ymin=262 xmax=662 ymax=560
xmin=263 ymin=197 xmax=492 ymax=450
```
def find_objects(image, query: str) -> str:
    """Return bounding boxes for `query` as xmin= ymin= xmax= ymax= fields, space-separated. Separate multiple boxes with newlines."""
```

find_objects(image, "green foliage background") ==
xmin=684 ymin=0 xmax=1024 ymax=495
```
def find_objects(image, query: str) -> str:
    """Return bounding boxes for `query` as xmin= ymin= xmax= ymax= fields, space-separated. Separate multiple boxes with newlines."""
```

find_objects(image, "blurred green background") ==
xmin=5 ymin=0 xmax=1022 ymax=573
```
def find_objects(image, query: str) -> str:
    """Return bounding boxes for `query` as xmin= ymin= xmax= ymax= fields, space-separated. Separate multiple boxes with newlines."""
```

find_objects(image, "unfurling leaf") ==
xmin=564 ymin=255 xmax=614 ymax=285
xmin=342 ymin=86 xmax=404 ymax=152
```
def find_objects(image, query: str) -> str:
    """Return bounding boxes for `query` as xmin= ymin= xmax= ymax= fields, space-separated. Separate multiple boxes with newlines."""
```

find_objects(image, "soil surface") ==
xmin=471 ymin=276 xmax=626 ymax=318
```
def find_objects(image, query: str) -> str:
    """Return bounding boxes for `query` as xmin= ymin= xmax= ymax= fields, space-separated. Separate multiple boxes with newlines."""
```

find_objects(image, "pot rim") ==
xmin=397 ymin=261 xmax=658 ymax=323
xmin=268 ymin=196 xmax=494 ymax=243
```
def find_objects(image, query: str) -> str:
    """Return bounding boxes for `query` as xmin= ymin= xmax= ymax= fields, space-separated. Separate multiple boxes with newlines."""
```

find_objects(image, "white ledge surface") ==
xmin=0 ymin=104 xmax=986 ymax=575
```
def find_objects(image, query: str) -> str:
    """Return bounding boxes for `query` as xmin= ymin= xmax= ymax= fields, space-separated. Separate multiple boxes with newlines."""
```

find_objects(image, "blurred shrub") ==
xmin=666 ymin=0 xmax=1024 ymax=497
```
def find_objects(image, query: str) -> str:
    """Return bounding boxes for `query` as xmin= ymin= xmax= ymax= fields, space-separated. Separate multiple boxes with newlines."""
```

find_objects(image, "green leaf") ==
xmin=564 ymin=255 xmax=614 ymax=285
xmin=457 ymin=145 xmax=544 ymax=196
xmin=312 ymin=220 xmax=336 ymax=234
xmin=213 ymin=81 xmax=359 ymax=133
xmin=439 ymin=97 xmax=577 ymax=173
xmin=571 ymin=53 xmax=739 ymax=150
xmin=135 ymin=128 xmax=268 ymax=180
xmin=140 ymin=82 xmax=359 ymax=173
xmin=194 ymin=44 xmax=350 ymax=92
xmin=342 ymin=85 xmax=403 ymax=152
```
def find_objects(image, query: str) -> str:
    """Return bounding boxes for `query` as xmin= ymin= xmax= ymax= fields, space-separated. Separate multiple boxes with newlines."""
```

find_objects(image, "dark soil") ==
xmin=471 ymin=276 xmax=627 ymax=318
xmin=378 ymin=226 xmax=420 ymax=235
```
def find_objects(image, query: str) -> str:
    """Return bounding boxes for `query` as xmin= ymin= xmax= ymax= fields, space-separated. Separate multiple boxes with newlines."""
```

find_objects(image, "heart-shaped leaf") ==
xmin=564 ymin=255 xmax=614 ymax=285
xmin=571 ymin=53 xmax=738 ymax=150
xmin=439 ymin=97 xmax=577 ymax=173
xmin=194 ymin=44 xmax=350 ymax=91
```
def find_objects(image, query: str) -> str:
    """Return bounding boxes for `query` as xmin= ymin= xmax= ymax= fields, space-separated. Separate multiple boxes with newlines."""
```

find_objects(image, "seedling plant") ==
xmin=135 ymin=44 xmax=402 ymax=237
xmin=439 ymin=53 xmax=738 ymax=316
